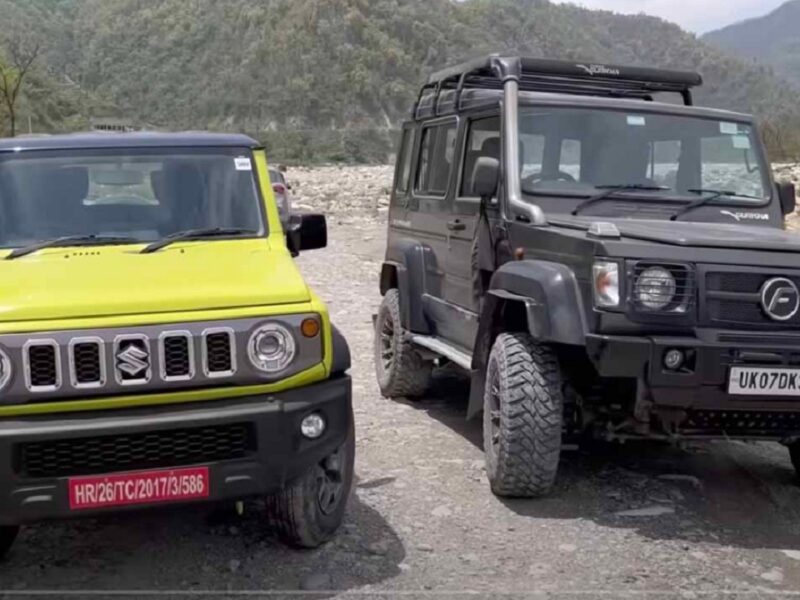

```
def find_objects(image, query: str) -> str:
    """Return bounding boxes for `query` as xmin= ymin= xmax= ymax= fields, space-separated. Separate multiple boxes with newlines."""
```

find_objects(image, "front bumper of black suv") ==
xmin=0 ymin=375 xmax=352 ymax=526
xmin=586 ymin=331 xmax=800 ymax=438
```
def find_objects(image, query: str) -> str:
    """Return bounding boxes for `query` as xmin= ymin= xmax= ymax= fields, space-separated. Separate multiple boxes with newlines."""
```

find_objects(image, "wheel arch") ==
xmin=467 ymin=260 xmax=587 ymax=418
xmin=380 ymin=237 xmax=430 ymax=334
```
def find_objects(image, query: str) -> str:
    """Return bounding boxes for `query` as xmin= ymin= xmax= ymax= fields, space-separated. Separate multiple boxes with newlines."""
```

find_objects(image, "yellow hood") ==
xmin=0 ymin=239 xmax=309 ymax=323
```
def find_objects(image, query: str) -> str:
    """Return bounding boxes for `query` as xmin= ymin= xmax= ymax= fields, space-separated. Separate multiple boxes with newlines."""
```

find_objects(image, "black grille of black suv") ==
xmin=18 ymin=423 xmax=256 ymax=478
xmin=705 ymin=271 xmax=800 ymax=328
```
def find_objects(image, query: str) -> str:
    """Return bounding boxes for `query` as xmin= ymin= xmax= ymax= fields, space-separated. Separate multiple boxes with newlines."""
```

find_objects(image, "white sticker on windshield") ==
xmin=234 ymin=157 xmax=252 ymax=171
xmin=627 ymin=115 xmax=646 ymax=126
xmin=732 ymin=135 xmax=751 ymax=149
xmin=720 ymin=122 xmax=739 ymax=135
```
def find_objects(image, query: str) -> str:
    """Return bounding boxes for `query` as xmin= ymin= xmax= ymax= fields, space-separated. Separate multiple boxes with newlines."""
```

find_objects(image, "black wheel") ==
xmin=266 ymin=421 xmax=355 ymax=548
xmin=483 ymin=332 xmax=563 ymax=498
xmin=0 ymin=526 xmax=18 ymax=560
xmin=374 ymin=289 xmax=432 ymax=398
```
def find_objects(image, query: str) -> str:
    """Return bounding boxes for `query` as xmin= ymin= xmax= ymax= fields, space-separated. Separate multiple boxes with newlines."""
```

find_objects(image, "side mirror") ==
xmin=778 ymin=181 xmax=796 ymax=216
xmin=473 ymin=156 xmax=500 ymax=202
xmin=287 ymin=212 xmax=327 ymax=255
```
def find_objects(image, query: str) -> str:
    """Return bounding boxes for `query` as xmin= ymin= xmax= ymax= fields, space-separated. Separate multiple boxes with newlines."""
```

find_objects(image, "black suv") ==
xmin=374 ymin=55 xmax=800 ymax=498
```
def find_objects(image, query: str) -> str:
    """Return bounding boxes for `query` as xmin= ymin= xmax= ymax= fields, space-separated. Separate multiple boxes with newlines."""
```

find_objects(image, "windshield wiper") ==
xmin=571 ymin=184 xmax=669 ymax=216
xmin=669 ymin=188 xmax=737 ymax=221
xmin=6 ymin=235 xmax=139 ymax=260
xmin=140 ymin=227 xmax=257 ymax=254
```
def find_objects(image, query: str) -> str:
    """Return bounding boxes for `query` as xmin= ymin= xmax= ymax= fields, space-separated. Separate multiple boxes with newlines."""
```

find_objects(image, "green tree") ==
xmin=0 ymin=36 xmax=41 ymax=137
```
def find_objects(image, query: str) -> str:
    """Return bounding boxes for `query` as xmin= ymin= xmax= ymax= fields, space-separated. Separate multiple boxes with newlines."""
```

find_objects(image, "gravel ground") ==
xmin=1 ymin=166 xmax=800 ymax=599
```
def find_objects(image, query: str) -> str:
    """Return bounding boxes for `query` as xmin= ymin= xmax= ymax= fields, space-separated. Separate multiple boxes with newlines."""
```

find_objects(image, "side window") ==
xmin=395 ymin=128 xmax=414 ymax=196
xmin=415 ymin=122 xmax=457 ymax=197
xmin=461 ymin=116 xmax=500 ymax=197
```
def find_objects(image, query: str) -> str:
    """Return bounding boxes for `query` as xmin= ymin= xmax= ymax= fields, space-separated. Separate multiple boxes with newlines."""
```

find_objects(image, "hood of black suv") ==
xmin=553 ymin=217 xmax=800 ymax=253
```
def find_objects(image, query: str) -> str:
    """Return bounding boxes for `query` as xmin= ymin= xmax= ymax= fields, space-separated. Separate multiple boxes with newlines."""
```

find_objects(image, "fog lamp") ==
xmin=301 ymin=413 xmax=326 ymax=439
xmin=664 ymin=349 xmax=685 ymax=371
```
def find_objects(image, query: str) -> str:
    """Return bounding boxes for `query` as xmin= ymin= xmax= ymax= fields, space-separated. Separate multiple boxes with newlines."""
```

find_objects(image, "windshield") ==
xmin=517 ymin=107 xmax=769 ymax=204
xmin=0 ymin=147 xmax=266 ymax=250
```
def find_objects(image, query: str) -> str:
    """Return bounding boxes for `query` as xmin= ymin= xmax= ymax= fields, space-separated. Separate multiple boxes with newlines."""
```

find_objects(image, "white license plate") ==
xmin=728 ymin=367 xmax=800 ymax=397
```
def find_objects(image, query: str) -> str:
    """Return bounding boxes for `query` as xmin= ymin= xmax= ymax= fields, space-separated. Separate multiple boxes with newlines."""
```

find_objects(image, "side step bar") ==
xmin=410 ymin=335 xmax=472 ymax=370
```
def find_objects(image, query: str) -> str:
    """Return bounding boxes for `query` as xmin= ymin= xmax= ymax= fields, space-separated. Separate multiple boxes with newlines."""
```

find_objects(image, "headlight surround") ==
xmin=592 ymin=261 xmax=620 ymax=307
xmin=248 ymin=323 xmax=297 ymax=373
xmin=0 ymin=348 xmax=11 ymax=391
xmin=634 ymin=266 xmax=677 ymax=311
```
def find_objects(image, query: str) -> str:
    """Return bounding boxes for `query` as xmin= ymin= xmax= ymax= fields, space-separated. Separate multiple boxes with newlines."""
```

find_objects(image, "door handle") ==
xmin=447 ymin=219 xmax=466 ymax=231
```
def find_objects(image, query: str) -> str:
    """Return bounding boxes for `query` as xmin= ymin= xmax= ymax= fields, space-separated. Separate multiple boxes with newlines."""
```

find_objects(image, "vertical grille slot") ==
xmin=160 ymin=332 xmax=194 ymax=381
xmin=203 ymin=329 xmax=236 ymax=377
xmin=69 ymin=338 xmax=105 ymax=388
xmin=24 ymin=340 xmax=61 ymax=392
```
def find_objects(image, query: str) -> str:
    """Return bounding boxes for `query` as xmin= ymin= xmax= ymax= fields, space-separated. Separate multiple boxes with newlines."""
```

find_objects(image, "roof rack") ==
xmin=413 ymin=55 xmax=703 ymax=119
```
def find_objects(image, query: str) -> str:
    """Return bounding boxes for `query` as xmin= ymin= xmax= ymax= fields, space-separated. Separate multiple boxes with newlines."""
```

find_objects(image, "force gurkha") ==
xmin=0 ymin=132 xmax=353 ymax=558
xmin=374 ymin=55 xmax=800 ymax=497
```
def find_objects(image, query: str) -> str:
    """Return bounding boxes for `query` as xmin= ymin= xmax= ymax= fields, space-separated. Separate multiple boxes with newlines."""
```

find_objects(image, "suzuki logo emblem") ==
xmin=116 ymin=342 xmax=150 ymax=378
xmin=760 ymin=277 xmax=800 ymax=322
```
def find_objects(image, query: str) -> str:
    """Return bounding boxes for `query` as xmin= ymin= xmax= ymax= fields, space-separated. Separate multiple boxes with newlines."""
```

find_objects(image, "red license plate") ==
xmin=68 ymin=466 xmax=210 ymax=510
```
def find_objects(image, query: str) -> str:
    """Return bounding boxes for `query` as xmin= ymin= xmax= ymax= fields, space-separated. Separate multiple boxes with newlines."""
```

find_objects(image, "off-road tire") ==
xmin=266 ymin=418 xmax=355 ymax=548
xmin=374 ymin=289 xmax=432 ymax=398
xmin=0 ymin=526 xmax=18 ymax=560
xmin=483 ymin=333 xmax=563 ymax=498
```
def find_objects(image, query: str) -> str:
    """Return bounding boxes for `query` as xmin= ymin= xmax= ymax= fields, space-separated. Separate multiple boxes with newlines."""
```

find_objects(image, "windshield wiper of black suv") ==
xmin=571 ymin=184 xmax=669 ymax=216
xmin=140 ymin=227 xmax=257 ymax=254
xmin=669 ymin=188 xmax=742 ymax=221
xmin=6 ymin=235 xmax=140 ymax=260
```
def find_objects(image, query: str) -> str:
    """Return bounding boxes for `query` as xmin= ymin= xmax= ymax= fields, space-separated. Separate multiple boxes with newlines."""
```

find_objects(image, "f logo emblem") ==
xmin=760 ymin=278 xmax=800 ymax=322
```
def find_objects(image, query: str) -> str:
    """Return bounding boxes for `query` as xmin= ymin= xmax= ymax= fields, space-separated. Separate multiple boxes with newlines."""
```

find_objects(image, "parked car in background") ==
xmin=269 ymin=166 xmax=292 ymax=228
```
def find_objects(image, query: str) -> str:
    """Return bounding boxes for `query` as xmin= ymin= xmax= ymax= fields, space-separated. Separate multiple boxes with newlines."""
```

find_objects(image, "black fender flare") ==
xmin=467 ymin=260 xmax=587 ymax=418
xmin=379 ymin=237 xmax=430 ymax=334
xmin=329 ymin=324 xmax=351 ymax=375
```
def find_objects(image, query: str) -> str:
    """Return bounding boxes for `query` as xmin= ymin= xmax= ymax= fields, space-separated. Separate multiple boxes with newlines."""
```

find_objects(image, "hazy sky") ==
xmin=551 ymin=0 xmax=787 ymax=33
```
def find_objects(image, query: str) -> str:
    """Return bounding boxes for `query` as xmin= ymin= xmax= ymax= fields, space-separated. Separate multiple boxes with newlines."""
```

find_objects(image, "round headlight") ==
xmin=0 ymin=348 xmax=11 ymax=390
xmin=636 ymin=266 xmax=676 ymax=311
xmin=248 ymin=323 xmax=296 ymax=373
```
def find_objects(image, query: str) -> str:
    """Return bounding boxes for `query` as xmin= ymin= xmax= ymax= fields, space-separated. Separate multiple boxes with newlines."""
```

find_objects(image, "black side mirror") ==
xmin=287 ymin=212 xmax=327 ymax=256
xmin=473 ymin=156 xmax=500 ymax=202
xmin=778 ymin=181 xmax=796 ymax=216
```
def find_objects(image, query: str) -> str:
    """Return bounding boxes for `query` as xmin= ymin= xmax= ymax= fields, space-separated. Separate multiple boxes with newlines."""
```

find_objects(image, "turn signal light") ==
xmin=301 ymin=317 xmax=320 ymax=338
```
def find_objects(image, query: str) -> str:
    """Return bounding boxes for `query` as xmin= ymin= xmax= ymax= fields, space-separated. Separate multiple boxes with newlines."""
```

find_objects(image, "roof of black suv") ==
xmin=0 ymin=131 xmax=259 ymax=153
xmin=413 ymin=54 xmax=714 ymax=121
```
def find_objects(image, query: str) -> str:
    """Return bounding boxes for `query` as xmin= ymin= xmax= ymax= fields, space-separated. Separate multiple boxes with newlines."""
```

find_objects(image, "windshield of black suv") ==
xmin=516 ymin=107 xmax=769 ymax=205
xmin=0 ymin=147 xmax=266 ymax=250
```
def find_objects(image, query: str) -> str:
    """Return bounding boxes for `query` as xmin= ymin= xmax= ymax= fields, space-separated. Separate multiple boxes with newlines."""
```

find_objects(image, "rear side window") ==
xmin=415 ymin=122 xmax=457 ymax=197
xmin=395 ymin=129 xmax=414 ymax=194
xmin=461 ymin=117 xmax=500 ymax=197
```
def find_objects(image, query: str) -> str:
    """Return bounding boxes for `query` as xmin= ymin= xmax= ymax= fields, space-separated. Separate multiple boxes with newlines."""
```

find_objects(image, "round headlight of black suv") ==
xmin=248 ymin=323 xmax=297 ymax=373
xmin=634 ymin=266 xmax=677 ymax=311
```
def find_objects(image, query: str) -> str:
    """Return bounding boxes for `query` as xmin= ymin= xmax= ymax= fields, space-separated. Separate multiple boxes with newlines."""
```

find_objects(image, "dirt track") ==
xmin=1 ymin=167 xmax=800 ymax=598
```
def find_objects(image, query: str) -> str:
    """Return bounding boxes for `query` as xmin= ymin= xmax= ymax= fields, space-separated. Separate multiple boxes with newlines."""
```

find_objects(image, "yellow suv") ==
xmin=0 ymin=132 xmax=353 ymax=555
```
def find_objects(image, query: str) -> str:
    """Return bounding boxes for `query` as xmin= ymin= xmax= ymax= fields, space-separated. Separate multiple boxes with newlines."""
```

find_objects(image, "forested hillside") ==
xmin=704 ymin=1 xmax=800 ymax=87
xmin=4 ymin=0 xmax=800 ymax=161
